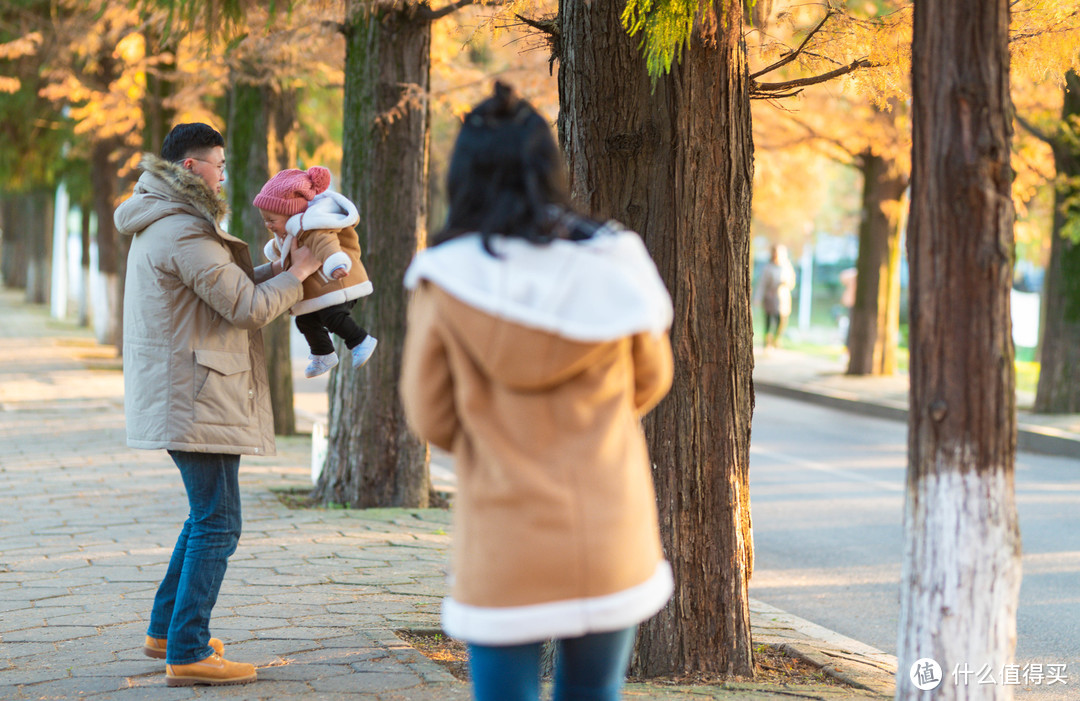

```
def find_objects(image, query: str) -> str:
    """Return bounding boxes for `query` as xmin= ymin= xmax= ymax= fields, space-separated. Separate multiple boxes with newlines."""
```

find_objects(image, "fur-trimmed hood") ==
xmin=115 ymin=153 xmax=229 ymax=237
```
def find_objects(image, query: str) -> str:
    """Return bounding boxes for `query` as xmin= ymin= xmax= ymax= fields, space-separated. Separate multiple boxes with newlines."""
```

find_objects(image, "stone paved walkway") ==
xmin=0 ymin=288 xmax=894 ymax=700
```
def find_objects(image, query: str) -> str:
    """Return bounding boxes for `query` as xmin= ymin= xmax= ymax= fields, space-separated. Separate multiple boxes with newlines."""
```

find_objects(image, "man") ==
xmin=114 ymin=123 xmax=320 ymax=687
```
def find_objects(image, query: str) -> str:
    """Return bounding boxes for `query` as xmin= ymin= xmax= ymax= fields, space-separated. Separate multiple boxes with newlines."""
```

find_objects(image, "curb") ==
xmin=750 ymin=599 xmax=897 ymax=698
xmin=754 ymin=381 xmax=1080 ymax=460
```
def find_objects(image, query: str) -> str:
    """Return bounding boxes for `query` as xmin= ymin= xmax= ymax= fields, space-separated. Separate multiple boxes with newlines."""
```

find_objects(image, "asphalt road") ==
xmin=749 ymin=393 xmax=1080 ymax=698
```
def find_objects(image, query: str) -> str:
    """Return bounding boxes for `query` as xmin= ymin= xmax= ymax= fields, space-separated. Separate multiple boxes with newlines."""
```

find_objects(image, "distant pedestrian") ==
xmin=400 ymin=82 xmax=675 ymax=701
xmin=756 ymin=243 xmax=797 ymax=349
xmin=255 ymin=166 xmax=377 ymax=378
xmin=114 ymin=122 xmax=321 ymax=687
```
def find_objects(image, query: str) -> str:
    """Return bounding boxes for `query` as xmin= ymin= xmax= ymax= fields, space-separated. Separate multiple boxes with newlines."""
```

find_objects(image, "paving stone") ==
xmin=0 ymin=665 xmax=72 ymax=686
xmin=256 ymin=662 xmax=351 ymax=681
xmin=230 ymin=602 xmax=328 ymax=619
xmin=3 ymin=625 xmax=98 ymax=643
xmin=254 ymin=625 xmax=353 ymax=640
xmin=207 ymin=615 xmax=292 ymax=631
xmin=310 ymin=669 xmax=421 ymax=694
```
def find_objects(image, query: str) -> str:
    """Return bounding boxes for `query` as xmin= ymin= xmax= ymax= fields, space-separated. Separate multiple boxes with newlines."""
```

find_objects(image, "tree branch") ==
xmin=516 ymin=12 xmax=558 ymax=37
xmin=416 ymin=0 xmax=477 ymax=21
xmin=1015 ymin=112 xmax=1057 ymax=147
xmin=751 ymin=58 xmax=876 ymax=99
xmin=749 ymin=9 xmax=836 ymax=81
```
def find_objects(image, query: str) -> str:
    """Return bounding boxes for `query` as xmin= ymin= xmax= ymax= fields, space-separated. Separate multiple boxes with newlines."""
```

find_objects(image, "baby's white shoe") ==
xmin=351 ymin=336 xmax=378 ymax=369
xmin=305 ymin=352 xmax=339 ymax=378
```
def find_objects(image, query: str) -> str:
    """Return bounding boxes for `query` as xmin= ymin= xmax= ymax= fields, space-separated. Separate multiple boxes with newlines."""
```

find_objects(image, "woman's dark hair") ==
xmin=160 ymin=122 xmax=224 ymax=162
xmin=434 ymin=82 xmax=598 ymax=253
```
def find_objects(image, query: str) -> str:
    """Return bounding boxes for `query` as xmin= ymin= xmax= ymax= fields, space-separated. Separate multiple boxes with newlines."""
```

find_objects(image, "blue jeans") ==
xmin=467 ymin=626 xmax=637 ymax=701
xmin=147 ymin=451 xmax=242 ymax=664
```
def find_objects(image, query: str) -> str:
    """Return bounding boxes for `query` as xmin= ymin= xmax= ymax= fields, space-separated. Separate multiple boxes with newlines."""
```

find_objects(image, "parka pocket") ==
xmin=193 ymin=349 xmax=253 ymax=426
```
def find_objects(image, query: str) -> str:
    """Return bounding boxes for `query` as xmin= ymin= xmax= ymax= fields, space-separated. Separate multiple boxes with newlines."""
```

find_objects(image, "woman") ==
xmin=400 ymin=83 xmax=674 ymax=700
xmin=756 ymin=243 xmax=796 ymax=349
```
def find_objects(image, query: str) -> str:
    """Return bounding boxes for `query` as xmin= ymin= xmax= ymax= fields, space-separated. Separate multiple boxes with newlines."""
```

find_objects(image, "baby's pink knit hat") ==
xmin=253 ymin=166 xmax=332 ymax=215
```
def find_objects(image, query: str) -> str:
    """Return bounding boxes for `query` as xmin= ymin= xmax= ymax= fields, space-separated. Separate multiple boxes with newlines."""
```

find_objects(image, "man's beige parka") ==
xmin=115 ymin=154 xmax=304 ymax=456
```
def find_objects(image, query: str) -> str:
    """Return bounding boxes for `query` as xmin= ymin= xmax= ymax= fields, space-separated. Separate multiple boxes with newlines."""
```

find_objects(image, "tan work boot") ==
xmin=166 ymin=651 xmax=256 ymax=687
xmin=142 ymin=635 xmax=223 ymax=660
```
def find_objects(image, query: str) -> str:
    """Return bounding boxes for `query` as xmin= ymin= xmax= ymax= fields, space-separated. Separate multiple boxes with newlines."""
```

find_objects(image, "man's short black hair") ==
xmin=160 ymin=123 xmax=225 ymax=162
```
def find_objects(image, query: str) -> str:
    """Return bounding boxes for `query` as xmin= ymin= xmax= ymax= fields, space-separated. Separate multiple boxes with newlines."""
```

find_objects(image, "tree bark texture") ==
xmin=847 ymin=150 xmax=906 ymax=376
xmin=558 ymin=0 xmax=755 ymax=678
xmin=900 ymin=0 xmax=1021 ymax=698
xmin=21 ymin=189 xmax=52 ymax=306
xmin=314 ymin=0 xmax=430 ymax=508
xmin=141 ymin=28 xmax=176 ymax=155
xmin=91 ymin=139 xmax=120 ymax=346
xmin=1 ymin=195 xmax=27 ymax=289
xmin=79 ymin=205 xmax=91 ymax=327
xmin=227 ymin=76 xmax=297 ymax=436
xmin=1033 ymin=70 xmax=1080 ymax=414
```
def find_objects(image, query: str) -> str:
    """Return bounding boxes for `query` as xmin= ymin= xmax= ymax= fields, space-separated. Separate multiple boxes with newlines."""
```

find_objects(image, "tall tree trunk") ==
xmin=92 ymin=139 xmax=121 ymax=347
xmin=559 ymin=0 xmax=755 ymax=678
xmin=265 ymin=85 xmax=300 ymax=435
xmin=1 ymin=195 xmax=27 ymax=289
xmin=314 ymin=1 xmax=430 ymax=508
xmin=142 ymin=28 xmax=176 ymax=155
xmin=227 ymin=75 xmax=297 ymax=436
xmin=847 ymin=150 xmax=906 ymax=376
xmin=23 ymin=189 xmax=53 ymax=306
xmin=899 ymin=0 xmax=1020 ymax=698
xmin=79 ymin=203 xmax=91 ymax=327
xmin=1033 ymin=70 xmax=1080 ymax=413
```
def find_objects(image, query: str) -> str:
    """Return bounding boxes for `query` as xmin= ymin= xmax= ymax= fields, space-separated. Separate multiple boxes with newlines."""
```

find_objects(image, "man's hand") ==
xmin=287 ymin=245 xmax=321 ymax=280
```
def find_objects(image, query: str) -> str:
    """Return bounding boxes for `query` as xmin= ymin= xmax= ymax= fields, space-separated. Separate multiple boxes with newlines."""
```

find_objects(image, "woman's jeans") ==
xmin=467 ymin=626 xmax=637 ymax=701
xmin=147 ymin=451 xmax=242 ymax=665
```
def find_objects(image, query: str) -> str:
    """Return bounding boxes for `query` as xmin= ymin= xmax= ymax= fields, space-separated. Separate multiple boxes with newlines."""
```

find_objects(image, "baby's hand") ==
xmin=331 ymin=267 xmax=348 ymax=280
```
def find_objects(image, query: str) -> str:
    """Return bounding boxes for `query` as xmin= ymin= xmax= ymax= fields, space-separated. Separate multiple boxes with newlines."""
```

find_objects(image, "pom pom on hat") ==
xmin=253 ymin=166 xmax=332 ymax=215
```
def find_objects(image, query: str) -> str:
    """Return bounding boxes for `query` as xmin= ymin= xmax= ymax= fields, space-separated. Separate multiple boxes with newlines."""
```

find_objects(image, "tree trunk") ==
xmin=227 ymin=75 xmax=297 ymax=436
xmin=1033 ymin=70 xmax=1080 ymax=414
xmin=559 ymin=0 xmax=755 ymax=678
xmin=313 ymin=0 xmax=430 ymax=508
xmin=141 ymin=28 xmax=176 ymax=155
xmin=847 ymin=150 xmax=906 ymax=376
xmin=79 ymin=204 xmax=91 ymax=327
xmin=91 ymin=139 xmax=121 ymax=347
xmin=899 ymin=0 xmax=1020 ymax=698
xmin=1 ymin=195 xmax=27 ymax=289
xmin=24 ymin=189 xmax=53 ymax=306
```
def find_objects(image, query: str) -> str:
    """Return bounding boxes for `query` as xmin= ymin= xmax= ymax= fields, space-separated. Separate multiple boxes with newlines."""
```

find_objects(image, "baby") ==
xmin=255 ymin=166 xmax=377 ymax=377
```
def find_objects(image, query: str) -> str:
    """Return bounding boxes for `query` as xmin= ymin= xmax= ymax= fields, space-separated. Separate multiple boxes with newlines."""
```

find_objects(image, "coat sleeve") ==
xmin=400 ymin=282 xmax=459 ymax=451
xmin=172 ymin=223 xmax=303 ymax=331
xmin=631 ymin=330 xmax=674 ymax=416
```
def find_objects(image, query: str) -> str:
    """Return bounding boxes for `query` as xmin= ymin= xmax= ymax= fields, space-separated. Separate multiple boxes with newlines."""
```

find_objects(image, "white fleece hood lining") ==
xmin=404 ymin=228 xmax=673 ymax=343
xmin=286 ymin=190 xmax=359 ymax=236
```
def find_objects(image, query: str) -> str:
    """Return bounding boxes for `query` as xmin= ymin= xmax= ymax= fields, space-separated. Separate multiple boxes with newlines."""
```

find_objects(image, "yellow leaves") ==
xmin=0 ymin=33 xmax=43 ymax=61
xmin=0 ymin=76 xmax=21 ymax=93
xmin=114 ymin=33 xmax=145 ymax=64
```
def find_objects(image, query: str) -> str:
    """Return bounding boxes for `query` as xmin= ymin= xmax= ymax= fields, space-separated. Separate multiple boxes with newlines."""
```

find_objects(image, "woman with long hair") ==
xmin=400 ymin=82 xmax=674 ymax=701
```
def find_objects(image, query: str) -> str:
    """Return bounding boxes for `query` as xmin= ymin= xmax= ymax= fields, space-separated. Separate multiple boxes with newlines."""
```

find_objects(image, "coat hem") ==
xmin=126 ymin=439 xmax=274 ymax=456
xmin=291 ymin=281 xmax=373 ymax=316
xmin=440 ymin=561 xmax=673 ymax=646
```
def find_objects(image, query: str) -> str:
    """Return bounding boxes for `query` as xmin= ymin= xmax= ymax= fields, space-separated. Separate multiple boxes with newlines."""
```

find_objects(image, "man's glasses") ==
xmin=191 ymin=158 xmax=227 ymax=174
